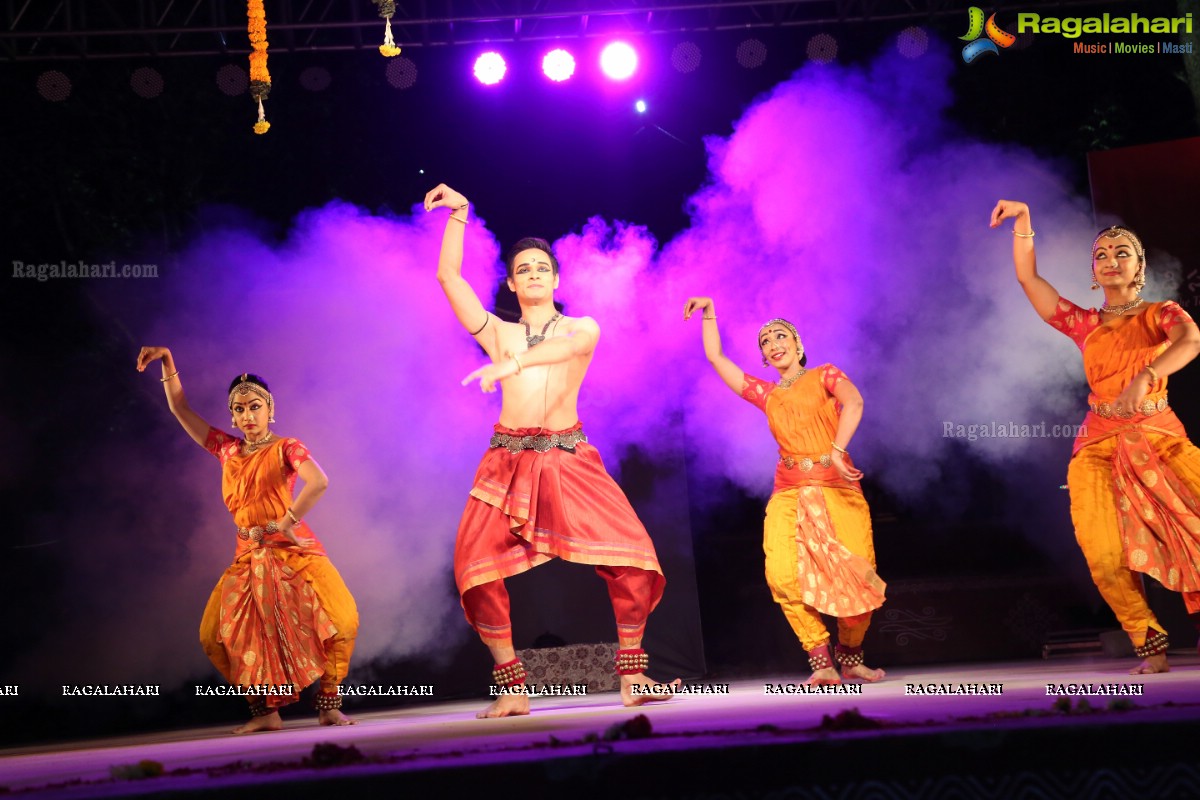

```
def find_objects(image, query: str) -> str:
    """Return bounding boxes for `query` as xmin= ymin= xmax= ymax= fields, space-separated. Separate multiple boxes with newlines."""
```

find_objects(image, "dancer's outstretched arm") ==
xmin=135 ymin=346 xmax=212 ymax=447
xmin=990 ymin=199 xmax=1059 ymax=320
xmin=425 ymin=183 xmax=499 ymax=359
xmin=684 ymin=296 xmax=746 ymax=394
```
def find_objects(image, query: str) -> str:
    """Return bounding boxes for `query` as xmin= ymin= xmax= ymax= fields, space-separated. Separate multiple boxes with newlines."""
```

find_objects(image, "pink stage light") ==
xmin=542 ymin=48 xmax=576 ymax=82
xmin=599 ymin=42 xmax=638 ymax=80
xmin=473 ymin=52 xmax=507 ymax=85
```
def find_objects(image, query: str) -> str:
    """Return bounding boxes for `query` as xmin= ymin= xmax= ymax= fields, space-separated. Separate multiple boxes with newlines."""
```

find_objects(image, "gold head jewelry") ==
xmin=1092 ymin=226 xmax=1147 ymax=291
xmin=757 ymin=318 xmax=805 ymax=364
xmin=228 ymin=375 xmax=275 ymax=421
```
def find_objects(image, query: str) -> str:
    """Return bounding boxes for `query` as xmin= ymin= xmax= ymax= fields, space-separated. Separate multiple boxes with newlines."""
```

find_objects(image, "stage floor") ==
xmin=3 ymin=655 xmax=1200 ymax=798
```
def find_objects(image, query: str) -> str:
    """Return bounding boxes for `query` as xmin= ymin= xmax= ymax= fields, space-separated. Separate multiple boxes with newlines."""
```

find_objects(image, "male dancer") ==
xmin=424 ymin=184 xmax=674 ymax=717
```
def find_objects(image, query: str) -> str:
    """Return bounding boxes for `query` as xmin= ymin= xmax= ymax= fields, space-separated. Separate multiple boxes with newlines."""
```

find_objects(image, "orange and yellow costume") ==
xmin=741 ymin=365 xmax=886 ymax=652
xmin=198 ymin=430 xmax=358 ymax=707
xmin=1050 ymin=299 xmax=1200 ymax=649
xmin=455 ymin=423 xmax=665 ymax=646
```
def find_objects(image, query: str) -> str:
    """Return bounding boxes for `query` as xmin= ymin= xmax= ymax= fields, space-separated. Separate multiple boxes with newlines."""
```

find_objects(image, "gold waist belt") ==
xmin=489 ymin=429 xmax=588 ymax=453
xmin=780 ymin=453 xmax=833 ymax=472
xmin=237 ymin=520 xmax=280 ymax=542
xmin=1089 ymin=396 xmax=1168 ymax=420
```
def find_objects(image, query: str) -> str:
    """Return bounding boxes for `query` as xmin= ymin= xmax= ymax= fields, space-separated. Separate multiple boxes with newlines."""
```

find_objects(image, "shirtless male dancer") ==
xmin=424 ymin=183 xmax=676 ymax=717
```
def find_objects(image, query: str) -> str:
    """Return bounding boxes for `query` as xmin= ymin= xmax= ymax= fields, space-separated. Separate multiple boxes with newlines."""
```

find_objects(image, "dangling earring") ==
xmin=268 ymin=415 xmax=276 ymax=424
xmin=1134 ymin=265 xmax=1146 ymax=293
xmin=231 ymin=417 xmax=238 ymax=427
xmin=762 ymin=355 xmax=769 ymax=367
xmin=1090 ymin=266 xmax=1099 ymax=290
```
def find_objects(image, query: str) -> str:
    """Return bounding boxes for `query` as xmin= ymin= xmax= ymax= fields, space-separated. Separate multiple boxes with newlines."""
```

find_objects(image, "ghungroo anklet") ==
xmin=835 ymin=644 xmax=865 ymax=668
xmin=248 ymin=697 xmax=273 ymax=717
xmin=314 ymin=690 xmax=343 ymax=711
xmin=1134 ymin=629 xmax=1169 ymax=658
xmin=614 ymin=648 xmax=650 ymax=675
xmin=492 ymin=658 xmax=528 ymax=688
xmin=807 ymin=644 xmax=833 ymax=672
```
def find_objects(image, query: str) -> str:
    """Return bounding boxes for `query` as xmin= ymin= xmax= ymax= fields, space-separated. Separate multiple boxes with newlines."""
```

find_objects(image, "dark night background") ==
xmin=2 ymin=0 xmax=1199 ymax=747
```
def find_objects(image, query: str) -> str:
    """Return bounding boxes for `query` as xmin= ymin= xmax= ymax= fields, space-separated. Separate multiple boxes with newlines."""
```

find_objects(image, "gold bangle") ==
xmin=160 ymin=371 xmax=179 ymax=383
xmin=1144 ymin=365 xmax=1160 ymax=384
xmin=830 ymin=441 xmax=848 ymax=455
xmin=287 ymin=508 xmax=300 ymax=524
xmin=703 ymin=315 xmax=716 ymax=320
xmin=511 ymin=353 xmax=523 ymax=375
xmin=1012 ymin=229 xmax=1035 ymax=238
xmin=449 ymin=213 xmax=468 ymax=224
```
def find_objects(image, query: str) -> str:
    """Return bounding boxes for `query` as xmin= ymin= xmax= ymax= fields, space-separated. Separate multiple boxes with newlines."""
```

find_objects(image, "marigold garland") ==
xmin=373 ymin=0 xmax=401 ymax=57
xmin=247 ymin=0 xmax=272 ymax=133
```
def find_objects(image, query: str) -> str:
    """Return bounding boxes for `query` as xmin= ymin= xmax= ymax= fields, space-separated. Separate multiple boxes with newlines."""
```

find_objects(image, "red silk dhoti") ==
xmin=455 ymin=423 xmax=665 ymax=643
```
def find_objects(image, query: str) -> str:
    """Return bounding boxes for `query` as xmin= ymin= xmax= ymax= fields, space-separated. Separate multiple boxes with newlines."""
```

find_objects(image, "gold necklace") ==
xmin=1100 ymin=296 xmax=1144 ymax=315
xmin=243 ymin=431 xmax=275 ymax=453
xmin=778 ymin=368 xmax=807 ymax=389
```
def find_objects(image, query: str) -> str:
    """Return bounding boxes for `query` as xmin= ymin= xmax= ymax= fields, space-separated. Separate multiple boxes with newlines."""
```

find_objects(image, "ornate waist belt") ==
xmin=780 ymin=453 xmax=833 ymax=472
xmin=237 ymin=520 xmax=280 ymax=542
xmin=1089 ymin=396 xmax=1169 ymax=420
xmin=490 ymin=429 xmax=588 ymax=453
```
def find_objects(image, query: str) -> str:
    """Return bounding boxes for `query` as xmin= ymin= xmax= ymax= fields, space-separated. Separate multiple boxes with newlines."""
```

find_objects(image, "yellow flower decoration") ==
xmin=254 ymin=120 xmax=271 ymax=135
xmin=374 ymin=1 xmax=400 ymax=57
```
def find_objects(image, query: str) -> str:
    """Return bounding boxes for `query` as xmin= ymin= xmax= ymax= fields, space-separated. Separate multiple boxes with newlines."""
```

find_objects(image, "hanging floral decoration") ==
xmin=373 ymin=1 xmax=401 ymax=57
xmin=247 ymin=0 xmax=272 ymax=133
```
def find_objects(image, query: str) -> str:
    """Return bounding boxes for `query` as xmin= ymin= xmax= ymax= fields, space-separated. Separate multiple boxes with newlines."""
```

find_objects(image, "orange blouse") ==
xmin=204 ymin=429 xmax=325 ymax=558
xmin=1047 ymin=299 xmax=1193 ymax=453
xmin=742 ymin=364 xmax=861 ymax=494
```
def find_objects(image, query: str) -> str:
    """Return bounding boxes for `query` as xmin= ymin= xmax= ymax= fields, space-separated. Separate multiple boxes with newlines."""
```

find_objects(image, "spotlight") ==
xmin=736 ymin=39 xmax=767 ymax=69
xmin=36 ymin=70 xmax=72 ymax=102
xmin=216 ymin=64 xmax=248 ymax=97
xmin=635 ymin=99 xmax=647 ymax=114
xmin=671 ymin=41 xmax=701 ymax=74
xmin=130 ymin=66 xmax=164 ymax=99
xmin=300 ymin=66 xmax=332 ymax=92
xmin=897 ymin=27 xmax=929 ymax=59
xmin=386 ymin=57 xmax=418 ymax=89
xmin=473 ymin=52 xmax=507 ymax=85
xmin=600 ymin=41 xmax=638 ymax=81
xmin=807 ymin=33 xmax=838 ymax=64
xmin=542 ymin=48 xmax=575 ymax=82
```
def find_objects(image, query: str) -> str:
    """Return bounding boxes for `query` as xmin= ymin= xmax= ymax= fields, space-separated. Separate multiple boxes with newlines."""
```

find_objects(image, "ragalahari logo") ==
xmin=959 ymin=7 xmax=1017 ymax=62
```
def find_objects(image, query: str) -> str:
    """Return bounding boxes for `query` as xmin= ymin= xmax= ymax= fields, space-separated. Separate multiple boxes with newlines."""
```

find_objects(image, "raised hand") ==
xmin=989 ymin=199 xmax=1029 ymax=229
xmin=424 ymin=183 xmax=469 ymax=213
xmin=136 ymin=346 xmax=171 ymax=372
xmin=683 ymin=296 xmax=715 ymax=321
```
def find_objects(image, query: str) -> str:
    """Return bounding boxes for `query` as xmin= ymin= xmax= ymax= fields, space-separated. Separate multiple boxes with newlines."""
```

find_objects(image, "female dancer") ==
xmin=684 ymin=298 xmax=886 ymax=684
xmin=990 ymin=201 xmax=1200 ymax=674
xmin=136 ymin=347 xmax=359 ymax=731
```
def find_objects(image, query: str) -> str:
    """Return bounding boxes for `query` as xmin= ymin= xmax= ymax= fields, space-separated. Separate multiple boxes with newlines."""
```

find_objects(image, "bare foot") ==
xmin=476 ymin=691 xmax=531 ymax=718
xmin=843 ymin=663 xmax=886 ymax=682
xmin=1129 ymin=653 xmax=1169 ymax=675
xmin=621 ymin=673 xmax=682 ymax=707
xmin=805 ymin=667 xmax=841 ymax=686
xmin=319 ymin=708 xmax=356 ymax=726
xmin=232 ymin=711 xmax=282 ymax=734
